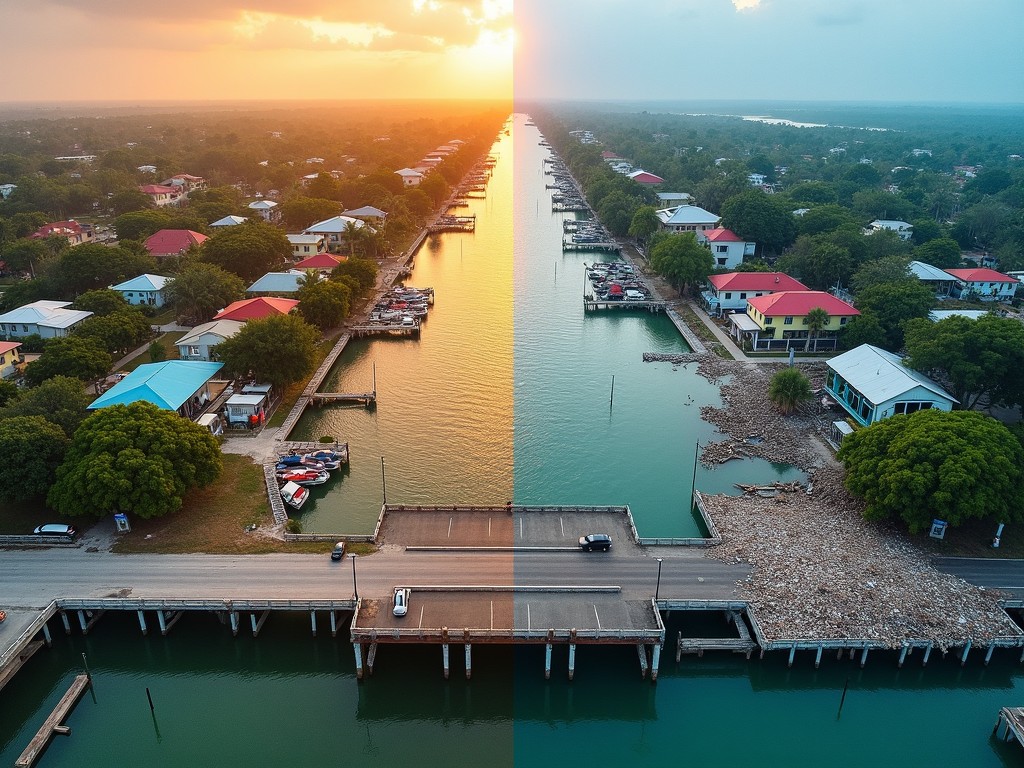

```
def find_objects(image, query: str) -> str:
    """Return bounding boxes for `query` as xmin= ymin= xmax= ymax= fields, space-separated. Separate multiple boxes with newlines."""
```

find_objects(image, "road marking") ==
xmin=527 ymin=603 xmax=531 ymax=631
xmin=560 ymin=517 xmax=564 ymax=537
xmin=593 ymin=604 xmax=602 ymax=630
xmin=448 ymin=517 xmax=453 ymax=539
xmin=418 ymin=605 xmax=424 ymax=629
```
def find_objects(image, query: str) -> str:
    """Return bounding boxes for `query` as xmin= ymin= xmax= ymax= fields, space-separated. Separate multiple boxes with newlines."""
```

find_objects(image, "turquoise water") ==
xmin=3 ymin=115 xmax=1023 ymax=767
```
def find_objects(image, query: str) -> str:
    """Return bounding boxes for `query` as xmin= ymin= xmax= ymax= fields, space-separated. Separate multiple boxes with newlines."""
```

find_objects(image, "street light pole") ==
xmin=655 ymin=558 xmax=664 ymax=602
xmin=349 ymin=553 xmax=359 ymax=601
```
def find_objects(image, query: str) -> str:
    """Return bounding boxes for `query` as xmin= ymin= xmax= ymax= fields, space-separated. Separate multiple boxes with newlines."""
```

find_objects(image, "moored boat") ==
xmin=280 ymin=481 xmax=309 ymax=509
xmin=277 ymin=468 xmax=330 ymax=486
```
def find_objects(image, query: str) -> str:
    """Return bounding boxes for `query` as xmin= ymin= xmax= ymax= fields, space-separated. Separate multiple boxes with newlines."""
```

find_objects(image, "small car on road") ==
xmin=579 ymin=534 xmax=612 ymax=552
xmin=393 ymin=587 xmax=411 ymax=617
xmin=34 ymin=524 xmax=76 ymax=537
xmin=330 ymin=542 xmax=345 ymax=561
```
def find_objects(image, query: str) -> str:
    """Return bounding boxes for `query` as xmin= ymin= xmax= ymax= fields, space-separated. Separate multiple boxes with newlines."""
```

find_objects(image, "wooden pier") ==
xmin=675 ymin=610 xmax=756 ymax=659
xmin=0 ymin=639 xmax=44 ymax=693
xmin=15 ymin=674 xmax=91 ymax=768
xmin=564 ymin=241 xmax=621 ymax=252
xmin=584 ymin=298 xmax=666 ymax=312
xmin=310 ymin=391 xmax=376 ymax=406
xmin=349 ymin=321 xmax=420 ymax=339
xmin=995 ymin=707 xmax=1024 ymax=749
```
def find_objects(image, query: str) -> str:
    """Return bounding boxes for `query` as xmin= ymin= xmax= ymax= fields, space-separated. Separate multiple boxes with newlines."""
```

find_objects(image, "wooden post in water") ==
xmin=609 ymin=376 xmax=615 ymax=409
xmin=381 ymin=456 xmax=387 ymax=505
xmin=146 ymin=687 xmax=154 ymax=711
xmin=836 ymin=677 xmax=850 ymax=719
xmin=81 ymin=653 xmax=91 ymax=681
xmin=372 ymin=362 xmax=377 ymax=396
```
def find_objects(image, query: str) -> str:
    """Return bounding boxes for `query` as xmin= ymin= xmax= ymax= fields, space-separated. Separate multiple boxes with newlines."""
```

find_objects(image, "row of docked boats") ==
xmin=543 ymin=153 xmax=588 ymax=211
xmin=368 ymin=285 xmax=435 ymax=325
xmin=564 ymin=218 xmax=611 ymax=245
xmin=276 ymin=448 xmax=347 ymax=509
xmin=585 ymin=262 xmax=654 ymax=301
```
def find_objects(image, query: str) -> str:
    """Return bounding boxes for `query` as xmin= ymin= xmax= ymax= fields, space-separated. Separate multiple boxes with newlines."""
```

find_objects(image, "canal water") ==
xmin=3 ymin=115 xmax=1024 ymax=767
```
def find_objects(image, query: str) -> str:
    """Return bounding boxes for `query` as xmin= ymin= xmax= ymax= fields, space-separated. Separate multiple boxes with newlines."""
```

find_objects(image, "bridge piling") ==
xmin=568 ymin=643 xmax=576 ymax=681
xmin=544 ymin=643 xmax=552 ymax=679
xmin=367 ymin=643 xmax=378 ymax=676
xmin=636 ymin=644 xmax=648 ymax=679
xmin=651 ymin=644 xmax=661 ymax=682
xmin=353 ymin=643 xmax=364 ymax=681
xmin=923 ymin=642 xmax=933 ymax=666
xmin=465 ymin=643 xmax=472 ymax=680
xmin=250 ymin=610 xmax=269 ymax=637
xmin=310 ymin=610 xmax=317 ymax=637
xmin=137 ymin=610 xmax=148 ymax=636
xmin=230 ymin=611 xmax=239 ymax=636
xmin=961 ymin=640 xmax=972 ymax=666
xmin=442 ymin=643 xmax=450 ymax=680
xmin=60 ymin=612 xmax=71 ymax=635
xmin=329 ymin=611 xmax=338 ymax=638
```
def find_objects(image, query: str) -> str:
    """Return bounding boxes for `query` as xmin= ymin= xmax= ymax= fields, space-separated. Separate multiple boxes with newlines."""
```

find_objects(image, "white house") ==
xmin=209 ymin=215 xmax=247 ymax=228
xmin=655 ymin=205 xmax=721 ymax=234
xmin=176 ymin=319 xmax=244 ymax=362
xmin=655 ymin=192 xmax=692 ymax=207
xmin=825 ymin=344 xmax=957 ymax=427
xmin=303 ymin=215 xmax=368 ymax=252
xmin=908 ymin=260 xmax=957 ymax=296
xmin=867 ymin=219 xmax=913 ymax=240
xmin=248 ymin=199 xmax=278 ymax=221
xmin=0 ymin=300 xmax=92 ymax=339
xmin=702 ymin=272 xmax=809 ymax=315
xmin=944 ymin=267 xmax=1019 ymax=301
xmin=698 ymin=228 xmax=756 ymax=269
xmin=395 ymin=168 xmax=423 ymax=187
xmin=109 ymin=274 xmax=171 ymax=307
xmin=286 ymin=234 xmax=326 ymax=259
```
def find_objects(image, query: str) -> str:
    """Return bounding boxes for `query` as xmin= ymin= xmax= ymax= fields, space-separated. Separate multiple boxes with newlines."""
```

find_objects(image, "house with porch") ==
xmin=825 ymin=344 xmax=956 ymax=427
xmin=176 ymin=319 xmax=244 ymax=362
xmin=30 ymin=220 xmax=94 ymax=247
xmin=627 ymin=170 xmax=665 ymax=186
xmin=88 ymin=360 xmax=225 ymax=419
xmin=139 ymin=184 xmax=180 ymax=207
xmin=909 ymin=260 xmax=957 ymax=296
xmin=698 ymin=228 xmax=756 ymax=269
xmin=248 ymin=199 xmax=278 ymax=221
xmin=342 ymin=205 xmax=387 ymax=223
xmin=395 ymin=168 xmax=423 ymax=187
xmin=943 ymin=267 xmax=1018 ymax=301
xmin=729 ymin=291 xmax=858 ymax=352
xmin=109 ymin=274 xmax=171 ymax=307
xmin=0 ymin=341 xmax=21 ymax=378
xmin=702 ymin=272 xmax=808 ymax=315
xmin=866 ymin=219 xmax=913 ymax=240
xmin=655 ymin=205 xmax=721 ymax=234
xmin=286 ymin=234 xmax=326 ymax=259
xmin=302 ymin=215 xmax=368 ymax=254
xmin=0 ymin=300 xmax=92 ymax=339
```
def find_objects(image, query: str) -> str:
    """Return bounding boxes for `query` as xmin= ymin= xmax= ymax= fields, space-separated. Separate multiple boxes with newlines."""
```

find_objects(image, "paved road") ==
xmin=933 ymin=556 xmax=1024 ymax=596
xmin=0 ymin=547 xmax=745 ymax=609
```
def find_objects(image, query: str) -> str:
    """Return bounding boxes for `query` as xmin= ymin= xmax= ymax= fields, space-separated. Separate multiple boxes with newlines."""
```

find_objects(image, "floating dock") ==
xmin=15 ymin=674 xmax=91 ymax=768
xmin=310 ymin=391 xmax=376 ymax=406
xmin=349 ymin=321 xmax=420 ymax=339
xmin=564 ymin=241 xmax=621 ymax=252
xmin=584 ymin=299 xmax=666 ymax=312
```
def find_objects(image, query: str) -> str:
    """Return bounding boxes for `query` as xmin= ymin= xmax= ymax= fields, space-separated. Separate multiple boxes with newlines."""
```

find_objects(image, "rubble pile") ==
xmin=694 ymin=359 xmax=1021 ymax=648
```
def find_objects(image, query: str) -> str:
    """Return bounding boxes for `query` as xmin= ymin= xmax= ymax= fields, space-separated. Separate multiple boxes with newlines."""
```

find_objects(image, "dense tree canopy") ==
xmin=164 ymin=262 xmax=246 ymax=325
xmin=214 ymin=314 xmax=320 ymax=390
xmin=24 ymin=336 xmax=113 ymax=386
xmin=330 ymin=256 xmax=378 ymax=293
xmin=200 ymin=220 xmax=290 ymax=281
xmin=648 ymin=233 xmax=713 ymax=292
xmin=47 ymin=244 xmax=156 ymax=297
xmin=74 ymin=309 xmax=152 ymax=356
xmin=903 ymin=314 xmax=1024 ymax=410
xmin=854 ymin=281 xmax=935 ymax=351
xmin=720 ymin=190 xmax=797 ymax=256
xmin=278 ymin=196 xmax=341 ymax=230
xmin=0 ymin=375 xmax=92 ymax=437
xmin=72 ymin=289 xmax=130 ymax=317
xmin=48 ymin=402 xmax=222 ymax=519
xmin=838 ymin=410 xmax=1024 ymax=533
xmin=0 ymin=416 xmax=69 ymax=502
xmin=298 ymin=279 xmax=352 ymax=329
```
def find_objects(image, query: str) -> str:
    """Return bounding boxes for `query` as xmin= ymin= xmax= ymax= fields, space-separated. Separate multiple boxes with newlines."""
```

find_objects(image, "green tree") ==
xmin=794 ymin=205 xmax=858 ymax=237
xmin=72 ymin=288 xmax=130 ymax=317
xmin=200 ymin=220 xmax=290 ymax=281
xmin=628 ymin=205 xmax=660 ymax=242
xmin=50 ymin=244 xmax=156 ymax=297
xmin=0 ymin=379 xmax=18 ymax=407
xmin=418 ymin=173 xmax=450 ymax=207
xmin=298 ymin=279 xmax=352 ymax=330
xmin=855 ymin=281 xmax=935 ymax=351
xmin=0 ymin=375 xmax=92 ymax=437
xmin=74 ymin=309 xmax=152 ymax=356
xmin=913 ymin=238 xmax=962 ymax=269
xmin=838 ymin=410 xmax=1024 ymax=533
xmin=850 ymin=256 xmax=912 ymax=293
xmin=110 ymin=189 xmax=154 ymax=216
xmin=331 ymin=257 xmax=377 ymax=293
xmin=804 ymin=307 xmax=830 ymax=352
xmin=839 ymin=311 xmax=888 ymax=350
xmin=113 ymin=209 xmax=174 ymax=241
xmin=1 ymin=238 xmax=52 ymax=278
xmin=278 ymin=197 xmax=341 ymax=231
xmin=648 ymin=233 xmax=713 ymax=293
xmin=24 ymin=336 xmax=112 ymax=387
xmin=768 ymin=367 xmax=813 ymax=415
xmin=596 ymin=190 xmax=639 ymax=237
xmin=48 ymin=401 xmax=222 ymax=519
xmin=0 ymin=416 xmax=69 ymax=501
xmin=903 ymin=314 xmax=1024 ymax=410
xmin=163 ymin=262 xmax=245 ymax=325
xmin=214 ymin=314 xmax=320 ymax=390
xmin=720 ymin=190 xmax=797 ymax=256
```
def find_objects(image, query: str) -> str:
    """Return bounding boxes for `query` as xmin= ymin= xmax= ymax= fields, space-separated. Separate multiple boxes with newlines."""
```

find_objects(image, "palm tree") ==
xmin=769 ymin=368 xmax=813 ymax=415
xmin=804 ymin=307 xmax=830 ymax=352
xmin=342 ymin=220 xmax=363 ymax=259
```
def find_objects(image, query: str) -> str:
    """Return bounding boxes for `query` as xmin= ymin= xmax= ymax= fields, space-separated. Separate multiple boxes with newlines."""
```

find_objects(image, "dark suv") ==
xmin=579 ymin=534 xmax=612 ymax=552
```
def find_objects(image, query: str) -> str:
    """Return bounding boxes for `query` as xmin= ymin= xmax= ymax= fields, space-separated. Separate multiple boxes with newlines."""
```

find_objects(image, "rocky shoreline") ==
xmin=692 ymin=357 xmax=1020 ymax=648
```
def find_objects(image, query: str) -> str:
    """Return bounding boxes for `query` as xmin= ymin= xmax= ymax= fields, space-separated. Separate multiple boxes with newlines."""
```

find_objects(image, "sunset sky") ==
xmin=0 ymin=0 xmax=1020 ymax=104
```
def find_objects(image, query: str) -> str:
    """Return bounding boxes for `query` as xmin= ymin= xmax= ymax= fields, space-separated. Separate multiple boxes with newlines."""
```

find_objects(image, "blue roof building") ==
xmin=247 ymin=270 xmax=309 ymax=295
xmin=109 ymin=274 xmax=171 ymax=307
xmin=89 ymin=360 xmax=224 ymax=418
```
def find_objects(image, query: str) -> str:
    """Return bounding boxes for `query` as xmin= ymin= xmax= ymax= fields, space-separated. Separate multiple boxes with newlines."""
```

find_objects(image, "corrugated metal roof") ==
xmin=908 ymin=260 xmax=951 ymax=282
xmin=110 ymin=274 xmax=170 ymax=292
xmin=747 ymin=291 xmax=858 ymax=317
xmin=827 ymin=344 xmax=957 ymax=405
xmin=89 ymin=361 xmax=224 ymax=411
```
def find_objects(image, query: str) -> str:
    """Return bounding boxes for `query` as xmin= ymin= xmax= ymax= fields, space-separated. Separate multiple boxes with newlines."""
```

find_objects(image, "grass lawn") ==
xmin=265 ymin=334 xmax=341 ymax=429
xmin=118 ymin=331 xmax=186 ymax=372
xmin=112 ymin=454 xmax=373 ymax=555
xmin=0 ymin=498 xmax=75 ymax=534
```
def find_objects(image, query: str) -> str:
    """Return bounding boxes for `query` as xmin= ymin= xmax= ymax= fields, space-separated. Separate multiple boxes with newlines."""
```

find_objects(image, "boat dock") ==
xmin=15 ymin=674 xmax=91 ymax=768
xmin=310 ymin=391 xmax=376 ymax=406
xmin=584 ymin=298 xmax=666 ymax=312
xmin=428 ymin=214 xmax=476 ymax=233
xmin=564 ymin=241 xmax=621 ymax=252
xmin=349 ymin=320 xmax=420 ymax=338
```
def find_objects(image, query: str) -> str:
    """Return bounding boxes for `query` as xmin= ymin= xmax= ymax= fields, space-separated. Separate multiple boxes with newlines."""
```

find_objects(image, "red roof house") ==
xmin=213 ymin=297 xmax=299 ymax=322
xmin=144 ymin=229 xmax=208 ymax=259
xmin=627 ymin=170 xmax=665 ymax=185
xmin=747 ymin=291 xmax=859 ymax=319
xmin=733 ymin=291 xmax=859 ymax=352
xmin=704 ymin=272 xmax=808 ymax=314
xmin=30 ymin=220 xmax=94 ymax=246
xmin=943 ymin=267 xmax=1018 ymax=300
xmin=294 ymin=253 xmax=344 ymax=270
